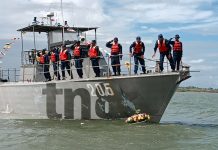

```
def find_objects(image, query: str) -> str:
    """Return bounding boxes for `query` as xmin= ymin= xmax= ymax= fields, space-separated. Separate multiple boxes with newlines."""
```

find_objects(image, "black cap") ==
xmin=136 ymin=36 xmax=141 ymax=40
xmin=158 ymin=34 xmax=163 ymax=38
xmin=81 ymin=37 xmax=85 ymax=41
xmin=92 ymin=40 xmax=96 ymax=44
xmin=42 ymin=49 xmax=46 ymax=54
xmin=114 ymin=37 xmax=118 ymax=41
xmin=76 ymin=41 xmax=80 ymax=44
xmin=175 ymin=34 xmax=180 ymax=38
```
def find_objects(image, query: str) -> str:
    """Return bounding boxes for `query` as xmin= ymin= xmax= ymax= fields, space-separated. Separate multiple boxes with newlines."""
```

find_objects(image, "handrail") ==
xmin=3 ymin=52 xmax=180 ymax=82
xmin=0 ymin=68 xmax=20 ymax=82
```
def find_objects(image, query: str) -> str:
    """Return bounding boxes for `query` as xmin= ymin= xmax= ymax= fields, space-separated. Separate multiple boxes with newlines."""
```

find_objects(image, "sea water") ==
xmin=0 ymin=92 xmax=217 ymax=150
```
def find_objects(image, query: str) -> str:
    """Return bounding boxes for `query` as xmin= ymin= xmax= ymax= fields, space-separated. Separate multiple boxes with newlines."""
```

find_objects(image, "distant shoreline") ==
xmin=177 ymin=87 xmax=218 ymax=93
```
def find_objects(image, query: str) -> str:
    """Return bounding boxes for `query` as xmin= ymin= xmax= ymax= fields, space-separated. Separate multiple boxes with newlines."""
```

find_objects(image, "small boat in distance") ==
xmin=0 ymin=17 xmax=191 ymax=123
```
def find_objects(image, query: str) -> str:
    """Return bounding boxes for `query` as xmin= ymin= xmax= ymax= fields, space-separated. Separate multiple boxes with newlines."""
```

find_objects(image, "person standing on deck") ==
xmin=106 ymin=37 xmax=122 ymax=76
xmin=88 ymin=40 xmax=100 ymax=77
xmin=59 ymin=44 xmax=73 ymax=80
xmin=152 ymin=34 xmax=175 ymax=72
xmin=72 ymin=41 xmax=83 ymax=78
xmin=31 ymin=49 xmax=37 ymax=64
xmin=129 ymin=36 xmax=146 ymax=74
xmin=50 ymin=48 xmax=61 ymax=80
xmin=169 ymin=34 xmax=183 ymax=71
xmin=39 ymin=49 xmax=51 ymax=82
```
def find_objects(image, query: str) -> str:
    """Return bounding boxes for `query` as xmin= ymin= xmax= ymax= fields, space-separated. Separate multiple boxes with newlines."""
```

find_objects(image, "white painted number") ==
xmin=87 ymin=83 xmax=114 ymax=97
xmin=95 ymin=84 xmax=105 ymax=96
xmin=87 ymin=84 xmax=97 ymax=96
xmin=104 ymin=83 xmax=114 ymax=96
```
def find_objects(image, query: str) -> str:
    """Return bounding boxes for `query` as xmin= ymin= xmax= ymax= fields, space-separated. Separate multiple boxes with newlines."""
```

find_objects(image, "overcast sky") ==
xmin=0 ymin=0 xmax=218 ymax=88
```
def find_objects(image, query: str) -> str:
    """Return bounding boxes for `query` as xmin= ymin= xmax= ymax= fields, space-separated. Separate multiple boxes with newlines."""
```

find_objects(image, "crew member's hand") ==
xmin=119 ymin=54 xmax=122 ymax=60
xmin=141 ymin=55 xmax=144 ymax=59
xmin=130 ymin=53 xmax=133 ymax=57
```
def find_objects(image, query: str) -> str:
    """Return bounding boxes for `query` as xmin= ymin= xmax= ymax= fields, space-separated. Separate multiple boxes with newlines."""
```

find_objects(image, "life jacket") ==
xmin=59 ymin=49 xmax=68 ymax=61
xmin=158 ymin=39 xmax=168 ymax=52
xmin=111 ymin=42 xmax=120 ymax=53
xmin=74 ymin=46 xmax=81 ymax=57
xmin=50 ymin=53 xmax=56 ymax=62
xmin=39 ymin=55 xmax=45 ymax=64
xmin=173 ymin=41 xmax=182 ymax=51
xmin=89 ymin=46 xmax=98 ymax=58
xmin=134 ymin=41 xmax=143 ymax=54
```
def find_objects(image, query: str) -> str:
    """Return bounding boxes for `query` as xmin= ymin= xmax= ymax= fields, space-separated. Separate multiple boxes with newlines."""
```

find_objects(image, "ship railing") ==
xmin=21 ymin=53 xmax=182 ymax=82
xmin=0 ymin=68 xmax=20 ymax=82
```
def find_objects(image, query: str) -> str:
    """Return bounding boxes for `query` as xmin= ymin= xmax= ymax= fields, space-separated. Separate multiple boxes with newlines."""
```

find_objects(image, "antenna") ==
xmin=32 ymin=17 xmax=39 ymax=25
xmin=61 ymin=0 xmax=65 ymax=44
xmin=47 ymin=12 xmax=54 ymax=26
xmin=61 ymin=0 xmax=64 ymax=25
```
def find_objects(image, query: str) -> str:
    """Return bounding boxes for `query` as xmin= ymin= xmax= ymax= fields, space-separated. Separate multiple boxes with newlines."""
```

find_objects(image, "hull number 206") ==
xmin=87 ymin=83 xmax=114 ymax=96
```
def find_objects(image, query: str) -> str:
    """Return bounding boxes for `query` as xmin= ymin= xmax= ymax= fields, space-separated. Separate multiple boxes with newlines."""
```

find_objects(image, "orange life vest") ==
xmin=158 ymin=39 xmax=168 ymax=52
xmin=39 ymin=55 xmax=45 ymax=64
xmin=59 ymin=49 xmax=68 ymax=61
xmin=173 ymin=41 xmax=182 ymax=51
xmin=134 ymin=42 xmax=143 ymax=54
xmin=89 ymin=46 xmax=98 ymax=58
xmin=74 ymin=46 xmax=81 ymax=57
xmin=111 ymin=43 xmax=120 ymax=53
xmin=51 ymin=53 xmax=56 ymax=62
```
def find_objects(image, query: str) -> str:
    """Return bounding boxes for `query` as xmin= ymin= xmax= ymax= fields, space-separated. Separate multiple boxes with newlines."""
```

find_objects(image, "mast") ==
xmin=47 ymin=12 xmax=54 ymax=50
xmin=61 ymin=0 xmax=65 ymax=45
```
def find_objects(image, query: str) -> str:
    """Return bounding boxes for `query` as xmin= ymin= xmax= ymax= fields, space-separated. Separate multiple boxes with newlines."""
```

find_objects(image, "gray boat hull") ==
xmin=0 ymin=72 xmax=183 ymax=122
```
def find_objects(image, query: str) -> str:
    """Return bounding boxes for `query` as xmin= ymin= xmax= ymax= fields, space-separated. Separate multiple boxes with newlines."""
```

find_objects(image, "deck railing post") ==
xmin=88 ymin=58 xmax=90 ymax=78
xmin=129 ymin=54 xmax=132 ymax=76
xmin=43 ymin=64 xmax=44 ymax=81
xmin=107 ymin=56 xmax=110 ymax=78
xmin=23 ymin=66 xmax=25 ymax=82
xmin=58 ymin=61 xmax=60 ymax=81
xmin=7 ymin=69 xmax=10 ymax=81
xmin=69 ymin=59 xmax=72 ymax=79
xmin=33 ymin=64 xmax=36 ymax=82
xmin=14 ymin=68 xmax=16 ymax=82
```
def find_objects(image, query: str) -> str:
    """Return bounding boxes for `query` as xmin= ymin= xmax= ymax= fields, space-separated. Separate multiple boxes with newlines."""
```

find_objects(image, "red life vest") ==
xmin=74 ymin=46 xmax=81 ymax=57
xmin=39 ymin=55 xmax=45 ymax=64
xmin=59 ymin=50 xmax=68 ymax=61
xmin=51 ymin=53 xmax=56 ymax=62
xmin=111 ymin=43 xmax=120 ymax=53
xmin=158 ymin=40 xmax=168 ymax=52
xmin=173 ymin=41 xmax=182 ymax=51
xmin=134 ymin=42 xmax=143 ymax=54
xmin=89 ymin=46 xmax=98 ymax=58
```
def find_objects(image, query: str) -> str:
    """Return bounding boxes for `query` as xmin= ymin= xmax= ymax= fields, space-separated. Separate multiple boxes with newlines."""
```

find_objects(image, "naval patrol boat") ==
xmin=0 ymin=19 xmax=191 ymax=123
